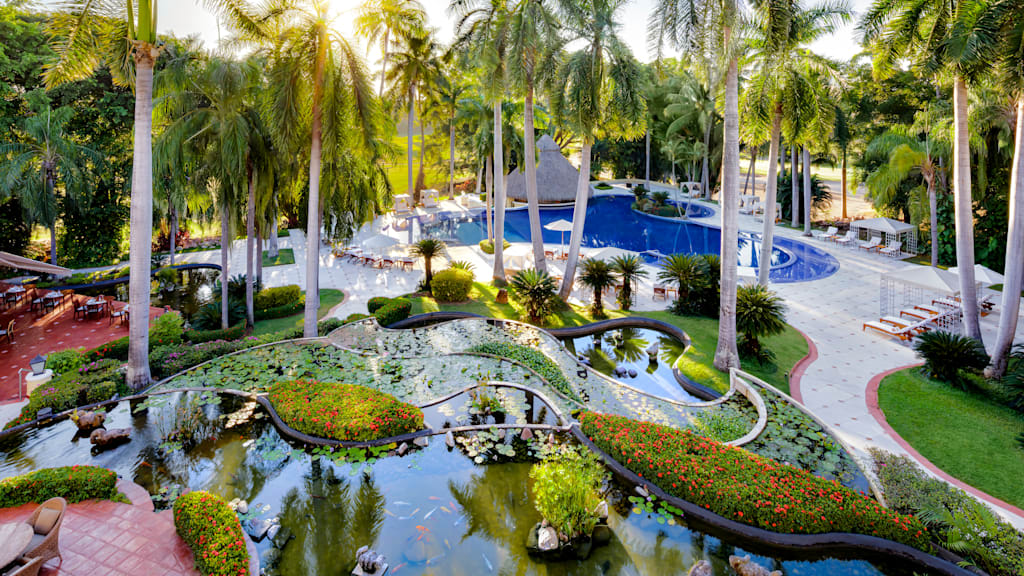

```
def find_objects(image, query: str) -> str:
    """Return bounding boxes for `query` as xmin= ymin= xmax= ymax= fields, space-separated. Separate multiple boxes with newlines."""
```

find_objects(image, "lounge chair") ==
xmin=833 ymin=231 xmax=857 ymax=246
xmin=857 ymin=237 xmax=882 ymax=252
xmin=2 ymin=557 xmax=42 ymax=576
xmin=739 ymin=200 xmax=761 ymax=215
xmin=914 ymin=304 xmax=943 ymax=315
xmin=22 ymin=497 xmax=65 ymax=567
xmin=878 ymin=240 xmax=902 ymax=257
xmin=863 ymin=320 xmax=915 ymax=341
xmin=899 ymin=307 xmax=938 ymax=321
xmin=653 ymin=285 xmax=667 ymax=301
xmin=0 ymin=319 xmax=13 ymax=344
xmin=812 ymin=226 xmax=838 ymax=240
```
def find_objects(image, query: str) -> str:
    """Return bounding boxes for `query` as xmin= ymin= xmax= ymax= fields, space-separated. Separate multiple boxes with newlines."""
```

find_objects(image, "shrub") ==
xmin=736 ymin=284 xmax=787 ymax=364
xmin=468 ymin=342 xmax=580 ymax=402
xmin=191 ymin=300 xmax=246 ymax=331
xmin=150 ymin=340 xmax=247 ymax=380
xmin=86 ymin=380 xmax=118 ymax=404
xmin=268 ymin=380 xmax=424 ymax=441
xmin=530 ymin=449 xmax=607 ymax=539
xmin=174 ymin=491 xmax=250 ymax=576
xmin=508 ymin=268 xmax=559 ymax=323
xmin=914 ymin=331 xmax=989 ymax=387
xmin=3 ymin=359 xmax=124 ymax=429
xmin=82 ymin=337 xmax=129 ymax=362
xmin=367 ymin=296 xmax=391 ymax=314
xmin=1003 ymin=343 xmax=1024 ymax=412
xmin=254 ymin=284 xmax=301 ymax=310
xmin=0 ymin=466 xmax=123 ymax=507
xmin=478 ymin=238 xmax=510 ymax=255
xmin=184 ymin=324 xmax=246 ymax=344
xmin=579 ymin=412 xmax=930 ymax=549
xmin=689 ymin=410 xmax=750 ymax=443
xmin=447 ymin=260 xmax=475 ymax=273
xmin=658 ymin=254 xmax=710 ymax=312
xmin=373 ymin=298 xmax=412 ymax=327
xmin=577 ymin=258 xmax=616 ymax=317
xmin=151 ymin=311 xmax=185 ymax=346
xmin=344 ymin=313 xmax=371 ymax=324
xmin=46 ymin=348 xmax=84 ymax=376
xmin=217 ymin=274 xmax=261 ymax=302
xmin=253 ymin=300 xmax=304 ymax=320
xmin=431 ymin=268 xmax=474 ymax=302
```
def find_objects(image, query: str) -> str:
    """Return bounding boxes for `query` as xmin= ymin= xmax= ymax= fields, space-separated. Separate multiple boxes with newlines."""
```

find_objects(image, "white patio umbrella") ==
xmin=587 ymin=246 xmax=639 ymax=261
xmin=544 ymin=219 xmax=574 ymax=253
xmin=950 ymin=264 xmax=1005 ymax=286
xmin=360 ymin=233 xmax=400 ymax=251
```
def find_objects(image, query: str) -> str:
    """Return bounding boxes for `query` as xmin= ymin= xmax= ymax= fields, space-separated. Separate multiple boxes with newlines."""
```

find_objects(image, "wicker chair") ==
xmin=22 ymin=497 xmax=65 ymax=567
xmin=2 ymin=556 xmax=42 ymax=576
xmin=0 ymin=320 xmax=13 ymax=344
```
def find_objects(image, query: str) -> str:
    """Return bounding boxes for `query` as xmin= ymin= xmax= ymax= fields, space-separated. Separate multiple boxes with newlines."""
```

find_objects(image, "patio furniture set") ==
xmin=334 ymin=247 xmax=415 ymax=271
xmin=0 ymin=497 xmax=65 ymax=576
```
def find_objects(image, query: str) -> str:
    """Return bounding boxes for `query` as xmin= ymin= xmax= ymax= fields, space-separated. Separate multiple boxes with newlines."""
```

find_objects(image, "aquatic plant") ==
xmin=530 ymin=449 xmax=607 ymax=539
xmin=468 ymin=342 xmax=580 ymax=402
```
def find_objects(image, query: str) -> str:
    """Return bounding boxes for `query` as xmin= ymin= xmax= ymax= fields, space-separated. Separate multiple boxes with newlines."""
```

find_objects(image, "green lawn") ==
xmin=405 ymin=282 xmax=807 ymax=395
xmin=989 ymin=283 xmax=1024 ymax=297
xmin=252 ymin=288 xmax=345 ymax=335
xmin=262 ymin=248 xmax=295 ymax=267
xmin=878 ymin=368 xmax=1024 ymax=509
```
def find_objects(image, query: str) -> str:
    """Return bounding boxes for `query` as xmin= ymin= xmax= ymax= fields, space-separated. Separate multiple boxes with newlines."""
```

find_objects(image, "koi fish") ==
xmin=449 ymin=500 xmax=458 ymax=510
xmin=428 ymin=496 xmax=441 ymax=500
xmin=440 ymin=506 xmax=452 ymax=514
xmin=454 ymin=514 xmax=466 ymax=526
xmin=444 ymin=539 xmax=451 ymax=550
xmin=482 ymin=553 xmax=493 ymax=572
xmin=391 ymin=563 xmax=406 ymax=574
xmin=140 ymin=462 xmax=152 ymax=468
xmin=415 ymin=525 xmax=429 ymax=532
xmin=424 ymin=507 xmax=438 ymax=520
xmin=416 ymin=533 xmax=425 ymax=541
xmin=426 ymin=554 xmax=445 ymax=565
xmin=394 ymin=501 xmax=412 ymax=506
xmin=384 ymin=509 xmax=395 ymax=517
xmin=398 ymin=508 xmax=420 ymax=520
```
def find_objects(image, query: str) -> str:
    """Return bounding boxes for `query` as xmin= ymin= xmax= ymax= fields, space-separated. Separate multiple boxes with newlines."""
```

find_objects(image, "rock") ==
xmin=266 ymin=524 xmax=279 ymax=541
xmin=397 ymin=442 xmax=409 ymax=456
xmin=635 ymin=486 xmax=649 ymax=499
xmin=271 ymin=526 xmax=293 ymax=548
xmin=594 ymin=500 xmax=609 ymax=522
xmin=729 ymin=555 xmax=782 ymax=576
xmin=89 ymin=428 xmax=130 ymax=450
xmin=496 ymin=428 xmax=505 ymax=440
xmin=592 ymin=524 xmax=612 ymax=546
xmin=445 ymin=431 xmax=454 ymax=448
xmin=413 ymin=435 xmax=429 ymax=448
xmin=246 ymin=518 xmax=271 ymax=542
xmin=627 ymin=369 xmax=637 ymax=378
xmin=687 ymin=560 xmax=712 ymax=576
xmin=236 ymin=500 xmax=249 ymax=515
xmin=537 ymin=526 xmax=558 ymax=551
xmin=73 ymin=410 xmax=105 ymax=431
xmin=646 ymin=342 xmax=660 ymax=357
xmin=520 ymin=428 xmax=533 ymax=441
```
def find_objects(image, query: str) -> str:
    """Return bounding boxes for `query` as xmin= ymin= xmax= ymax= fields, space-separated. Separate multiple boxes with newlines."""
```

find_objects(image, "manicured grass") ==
xmin=878 ymin=368 xmax=1024 ymax=509
xmin=252 ymin=288 xmax=345 ymax=335
xmin=989 ymin=283 xmax=1024 ymax=297
xmin=262 ymin=248 xmax=295 ymax=267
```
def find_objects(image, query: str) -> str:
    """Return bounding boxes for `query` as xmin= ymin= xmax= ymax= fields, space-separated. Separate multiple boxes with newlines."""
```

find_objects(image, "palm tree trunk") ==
xmin=645 ymin=129 xmax=651 ymax=190
xmin=245 ymin=159 xmax=255 ymax=328
xmin=953 ymin=76 xmax=981 ymax=340
xmin=256 ymin=222 xmax=263 ymax=285
xmin=49 ymin=224 xmax=57 ymax=266
xmin=743 ymin=147 xmax=756 ymax=196
xmin=485 ymin=155 xmax=494 ymax=242
xmin=841 ymin=148 xmax=848 ymax=220
xmin=989 ymin=97 xmax=1024 ymax=376
xmin=169 ymin=205 xmax=178 ymax=266
xmin=559 ymin=141 xmax=592 ymax=300
xmin=759 ymin=107 xmax=782 ymax=286
xmin=449 ymin=114 xmax=456 ymax=198
xmin=701 ymin=123 xmax=711 ymax=198
xmin=928 ymin=176 xmax=938 ymax=267
xmin=714 ymin=49 xmax=740 ymax=371
xmin=791 ymin=145 xmax=800 ymax=227
xmin=492 ymin=102 xmax=506 ymax=282
xmin=802 ymin=147 xmax=812 ymax=235
xmin=524 ymin=82 xmax=546 ymax=273
xmin=269 ymin=202 xmax=279 ymax=258
xmin=407 ymin=84 xmax=416 ymax=204
xmin=303 ymin=28 xmax=327 ymax=339
xmin=220 ymin=210 xmax=230 ymax=330
xmin=127 ymin=48 xmax=156 ymax=389
xmin=418 ymin=102 xmax=426 ymax=191
xmin=378 ymin=29 xmax=389 ymax=98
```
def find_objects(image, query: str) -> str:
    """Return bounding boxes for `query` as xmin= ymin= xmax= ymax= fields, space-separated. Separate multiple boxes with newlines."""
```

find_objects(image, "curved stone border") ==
xmin=568 ymin=423 xmax=974 ymax=576
xmin=866 ymin=364 xmax=1024 ymax=519
xmin=785 ymin=326 xmax=818 ymax=404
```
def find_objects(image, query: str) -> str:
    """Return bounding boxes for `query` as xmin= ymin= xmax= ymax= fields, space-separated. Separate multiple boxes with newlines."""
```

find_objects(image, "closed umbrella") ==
xmin=0 ymin=251 xmax=71 ymax=276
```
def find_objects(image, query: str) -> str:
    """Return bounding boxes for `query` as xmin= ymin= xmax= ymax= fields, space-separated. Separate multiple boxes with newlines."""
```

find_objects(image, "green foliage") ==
xmin=659 ymin=253 xmax=710 ymax=312
xmin=150 ymin=340 xmax=247 ymax=381
xmin=611 ymin=254 xmax=648 ymax=311
xmin=468 ymin=342 xmax=580 ymax=402
xmin=173 ymin=491 xmax=251 ymax=576
xmin=777 ymin=172 xmax=832 ymax=223
xmin=530 ymin=449 xmax=607 ymax=539
xmin=82 ymin=337 xmax=129 ymax=362
xmin=3 ymin=359 xmax=124 ymax=429
xmin=508 ymin=268 xmax=559 ymax=323
xmin=316 ymin=317 xmax=345 ymax=335
xmin=367 ymin=296 xmax=391 ymax=314
xmin=344 ymin=313 xmax=371 ymax=324
xmin=253 ymin=300 xmax=305 ymax=321
xmin=373 ymin=298 xmax=412 ymax=327
xmin=0 ymin=466 xmax=122 ymax=507
xmin=577 ymin=258 xmax=616 ymax=317
xmin=689 ymin=409 xmax=750 ymax=442
xmin=184 ymin=324 xmax=246 ymax=344
xmin=1001 ymin=343 xmax=1024 ymax=413
xmin=430 ymin=267 xmax=474 ymax=302
xmin=913 ymin=331 xmax=989 ymax=387
xmin=268 ymin=379 xmax=424 ymax=441
xmin=46 ymin=348 xmax=84 ymax=376
xmin=651 ymin=190 xmax=670 ymax=205
xmin=58 ymin=186 xmax=128 ymax=267
xmin=580 ymin=412 xmax=930 ymax=549
xmin=254 ymin=284 xmax=301 ymax=310
xmin=411 ymin=238 xmax=447 ymax=286
xmin=150 ymin=311 xmax=184 ymax=347
xmin=0 ymin=197 xmax=29 ymax=257
xmin=736 ymin=284 xmax=787 ymax=364
xmin=447 ymin=260 xmax=476 ymax=272
xmin=218 ymin=274 xmax=261 ymax=303
xmin=478 ymin=238 xmax=510 ymax=254
xmin=191 ymin=300 xmax=246 ymax=331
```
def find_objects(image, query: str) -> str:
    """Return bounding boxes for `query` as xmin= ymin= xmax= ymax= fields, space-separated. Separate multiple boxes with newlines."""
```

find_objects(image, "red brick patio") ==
xmin=0 ymin=480 xmax=198 ymax=576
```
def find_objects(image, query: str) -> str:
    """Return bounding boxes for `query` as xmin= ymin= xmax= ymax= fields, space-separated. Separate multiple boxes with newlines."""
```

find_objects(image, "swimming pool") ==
xmin=414 ymin=194 xmax=839 ymax=283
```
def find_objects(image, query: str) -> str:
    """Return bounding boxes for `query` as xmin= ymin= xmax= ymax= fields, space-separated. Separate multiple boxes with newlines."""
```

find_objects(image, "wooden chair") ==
xmin=105 ymin=296 xmax=126 ymax=325
xmin=2 ymin=556 xmax=42 ymax=576
xmin=60 ymin=289 xmax=74 ymax=310
xmin=73 ymin=296 xmax=88 ymax=321
xmin=22 ymin=497 xmax=66 ymax=567
xmin=0 ymin=319 xmax=14 ymax=344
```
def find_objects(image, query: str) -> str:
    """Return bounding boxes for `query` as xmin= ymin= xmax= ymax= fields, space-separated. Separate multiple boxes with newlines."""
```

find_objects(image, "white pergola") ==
xmin=851 ymin=217 xmax=917 ymax=257
xmin=879 ymin=266 xmax=975 ymax=332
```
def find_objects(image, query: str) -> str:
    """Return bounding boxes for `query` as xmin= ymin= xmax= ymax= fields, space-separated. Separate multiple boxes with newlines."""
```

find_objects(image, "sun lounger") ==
xmin=812 ymin=226 xmax=838 ymax=240
xmin=900 ymin=307 xmax=938 ymax=321
xmin=739 ymin=200 xmax=761 ymax=215
xmin=879 ymin=240 xmax=902 ymax=257
xmin=863 ymin=321 xmax=916 ymax=341
xmin=653 ymin=285 xmax=667 ymax=300
xmin=858 ymin=237 xmax=882 ymax=252
xmin=833 ymin=231 xmax=857 ymax=246
xmin=914 ymin=304 xmax=943 ymax=315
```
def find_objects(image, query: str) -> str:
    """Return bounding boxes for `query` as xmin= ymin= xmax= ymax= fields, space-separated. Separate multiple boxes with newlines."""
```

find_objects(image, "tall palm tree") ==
xmin=664 ymin=72 xmax=718 ymax=196
xmin=44 ymin=0 xmax=267 ymax=388
xmin=0 ymin=106 xmax=98 ymax=265
xmin=861 ymin=0 xmax=993 ymax=341
xmin=387 ymin=23 xmax=437 ymax=204
xmin=434 ymin=65 xmax=468 ymax=199
xmin=551 ymin=0 xmax=646 ymax=300
xmin=356 ymin=0 xmax=426 ymax=97
xmin=411 ymin=238 xmax=447 ymax=287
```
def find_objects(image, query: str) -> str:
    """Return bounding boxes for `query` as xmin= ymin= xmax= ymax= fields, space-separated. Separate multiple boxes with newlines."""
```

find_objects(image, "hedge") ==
xmin=578 ymin=412 xmax=930 ymax=549
xmin=0 ymin=466 xmax=124 ymax=507
xmin=253 ymin=300 xmax=304 ymax=321
xmin=174 ymin=491 xmax=250 ymax=576
xmin=268 ymin=380 xmax=424 ymax=442
xmin=254 ymin=285 xmax=300 ymax=310
xmin=431 ymin=268 xmax=473 ymax=302
xmin=344 ymin=313 xmax=370 ymax=324
xmin=81 ymin=311 xmax=185 ymax=362
xmin=468 ymin=342 xmax=580 ymax=402
xmin=373 ymin=298 xmax=411 ymax=327
xmin=367 ymin=296 xmax=391 ymax=314
xmin=478 ymin=239 xmax=510 ymax=255
xmin=3 ymin=359 xmax=125 ymax=429
xmin=184 ymin=324 xmax=246 ymax=344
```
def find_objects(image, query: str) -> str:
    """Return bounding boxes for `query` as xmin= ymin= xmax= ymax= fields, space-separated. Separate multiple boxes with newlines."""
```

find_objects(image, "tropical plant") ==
xmin=735 ymin=284 xmax=787 ymax=364
xmin=1002 ymin=343 xmax=1024 ymax=412
xmin=447 ymin=260 xmax=476 ymax=272
xmin=430 ymin=267 xmax=473 ymax=301
xmin=577 ymin=258 xmax=616 ymax=317
xmin=529 ymin=449 xmax=607 ymax=540
xmin=658 ymin=253 xmax=709 ymax=305
xmin=386 ymin=23 xmax=438 ymax=203
xmin=410 ymin=238 xmax=447 ymax=288
xmin=356 ymin=0 xmax=426 ymax=97
xmin=611 ymin=254 xmax=648 ymax=311
xmin=913 ymin=331 xmax=990 ymax=387
xmin=508 ymin=268 xmax=559 ymax=323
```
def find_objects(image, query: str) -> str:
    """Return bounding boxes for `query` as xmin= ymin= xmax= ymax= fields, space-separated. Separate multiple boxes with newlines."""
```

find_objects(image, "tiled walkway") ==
xmin=0 ymin=480 xmax=197 ymax=576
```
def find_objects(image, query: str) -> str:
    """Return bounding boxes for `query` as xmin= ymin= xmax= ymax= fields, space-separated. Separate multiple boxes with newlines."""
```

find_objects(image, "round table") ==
xmin=0 ymin=523 xmax=32 ymax=567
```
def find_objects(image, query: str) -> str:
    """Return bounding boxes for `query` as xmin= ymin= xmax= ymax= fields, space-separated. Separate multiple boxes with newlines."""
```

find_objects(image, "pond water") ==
xmin=80 ymin=267 xmax=218 ymax=320
xmin=0 ymin=392 xmax=918 ymax=575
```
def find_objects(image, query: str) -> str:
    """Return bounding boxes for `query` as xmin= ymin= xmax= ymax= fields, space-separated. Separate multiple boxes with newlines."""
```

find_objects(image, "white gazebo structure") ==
xmin=850 ymin=217 xmax=917 ymax=257
xmin=880 ymin=266 xmax=976 ymax=332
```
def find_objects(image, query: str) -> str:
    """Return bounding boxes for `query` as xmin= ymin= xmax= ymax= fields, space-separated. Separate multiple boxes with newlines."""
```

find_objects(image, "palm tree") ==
xmin=411 ymin=238 xmax=447 ymax=287
xmin=0 ymin=106 xmax=98 ymax=265
xmin=508 ymin=267 xmax=559 ymax=322
xmin=552 ymin=0 xmax=646 ymax=300
xmin=44 ymin=0 xmax=267 ymax=388
xmin=657 ymin=253 xmax=709 ymax=303
xmin=577 ymin=258 xmax=616 ymax=317
xmin=356 ymin=0 xmax=426 ymax=97
xmin=664 ymin=72 xmax=718 ymax=196
xmin=861 ymin=0 xmax=993 ymax=341
xmin=611 ymin=254 xmax=648 ymax=311
xmin=387 ymin=24 xmax=437 ymax=204
xmin=434 ymin=66 xmax=468 ymax=199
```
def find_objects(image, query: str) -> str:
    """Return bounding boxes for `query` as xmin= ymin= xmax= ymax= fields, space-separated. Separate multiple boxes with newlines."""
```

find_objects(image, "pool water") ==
xmin=0 ymin=392 xmax=914 ymax=575
xmin=414 ymin=195 xmax=839 ymax=283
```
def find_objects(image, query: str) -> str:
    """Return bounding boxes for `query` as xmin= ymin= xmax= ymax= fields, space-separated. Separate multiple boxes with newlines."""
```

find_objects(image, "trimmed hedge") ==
xmin=80 ymin=311 xmax=185 ymax=362
xmin=254 ymin=300 xmax=304 ymax=321
xmin=579 ymin=412 xmax=930 ymax=549
xmin=367 ymin=296 xmax=391 ymax=314
xmin=46 ymin=348 xmax=85 ymax=376
xmin=317 ymin=318 xmax=345 ymax=335
xmin=254 ymin=284 xmax=300 ymax=310
xmin=431 ymin=268 xmax=473 ymax=302
xmin=373 ymin=298 xmax=411 ymax=327
xmin=3 ymin=359 xmax=125 ymax=429
xmin=268 ymin=379 xmax=424 ymax=442
xmin=478 ymin=239 xmax=510 ymax=255
xmin=344 ymin=313 xmax=370 ymax=323
xmin=0 ymin=466 xmax=124 ymax=507
xmin=184 ymin=324 xmax=246 ymax=344
xmin=468 ymin=342 xmax=580 ymax=402
xmin=82 ymin=337 xmax=129 ymax=362
xmin=174 ymin=491 xmax=250 ymax=576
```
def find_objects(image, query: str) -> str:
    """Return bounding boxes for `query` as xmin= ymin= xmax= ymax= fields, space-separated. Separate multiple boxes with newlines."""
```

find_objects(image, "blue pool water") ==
xmin=413 ymin=194 xmax=839 ymax=283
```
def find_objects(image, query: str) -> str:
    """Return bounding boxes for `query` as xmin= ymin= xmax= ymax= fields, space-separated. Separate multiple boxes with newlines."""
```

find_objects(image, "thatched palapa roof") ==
xmin=505 ymin=135 xmax=585 ymax=204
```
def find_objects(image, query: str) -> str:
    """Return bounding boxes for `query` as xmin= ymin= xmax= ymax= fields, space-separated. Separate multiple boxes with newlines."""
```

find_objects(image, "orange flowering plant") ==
xmin=173 ymin=491 xmax=249 ymax=576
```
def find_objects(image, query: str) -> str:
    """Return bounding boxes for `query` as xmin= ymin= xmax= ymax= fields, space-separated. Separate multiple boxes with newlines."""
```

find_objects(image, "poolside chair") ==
xmin=863 ymin=320 xmax=915 ymax=341
xmin=74 ymin=297 xmax=88 ymax=320
xmin=857 ymin=237 xmax=883 ymax=252
xmin=914 ymin=304 xmax=943 ymax=315
xmin=899 ymin=307 xmax=939 ymax=321
xmin=60 ymin=289 xmax=74 ymax=309
xmin=22 ymin=497 xmax=65 ymax=567
xmin=812 ymin=226 xmax=838 ymax=240
xmin=878 ymin=240 xmax=902 ymax=257
xmin=0 ymin=319 xmax=14 ymax=344
xmin=2 ymin=556 xmax=43 ymax=576
xmin=738 ymin=200 xmax=761 ymax=215
xmin=833 ymin=230 xmax=857 ymax=246
xmin=422 ymin=193 xmax=438 ymax=209
xmin=653 ymin=285 xmax=667 ymax=301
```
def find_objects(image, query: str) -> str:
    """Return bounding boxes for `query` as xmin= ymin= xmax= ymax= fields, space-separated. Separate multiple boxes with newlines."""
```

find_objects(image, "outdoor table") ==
xmin=85 ymin=298 xmax=107 ymax=318
xmin=42 ymin=291 xmax=62 ymax=311
xmin=0 ymin=522 xmax=32 ymax=568
xmin=3 ymin=287 xmax=25 ymax=308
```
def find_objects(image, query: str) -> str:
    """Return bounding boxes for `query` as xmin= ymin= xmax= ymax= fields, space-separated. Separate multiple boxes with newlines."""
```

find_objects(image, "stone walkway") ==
xmin=0 ymin=480 xmax=197 ymax=576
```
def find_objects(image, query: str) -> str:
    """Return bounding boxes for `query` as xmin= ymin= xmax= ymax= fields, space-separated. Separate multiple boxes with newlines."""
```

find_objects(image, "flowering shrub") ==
xmin=372 ymin=298 xmax=412 ymax=327
xmin=268 ymin=380 xmax=424 ymax=442
xmin=579 ymin=412 xmax=930 ymax=549
xmin=0 ymin=466 xmax=123 ymax=507
xmin=173 ymin=491 xmax=250 ymax=576
xmin=469 ymin=342 xmax=581 ymax=402
xmin=3 ymin=360 xmax=124 ymax=429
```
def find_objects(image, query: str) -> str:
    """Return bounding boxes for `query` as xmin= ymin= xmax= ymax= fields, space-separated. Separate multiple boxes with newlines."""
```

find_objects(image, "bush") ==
xmin=317 ymin=317 xmax=345 ymax=336
xmin=184 ymin=324 xmax=246 ymax=344
xmin=468 ymin=342 xmax=580 ymax=402
xmin=344 ymin=313 xmax=371 ymax=324
xmin=478 ymin=238 xmax=510 ymax=255
xmin=191 ymin=300 xmax=246 ymax=331
xmin=508 ymin=268 xmax=559 ymax=323
xmin=431 ymin=268 xmax=474 ymax=302
xmin=150 ymin=311 xmax=185 ymax=347
xmin=46 ymin=348 xmax=84 ymax=376
xmin=218 ymin=274 xmax=261 ymax=302
xmin=254 ymin=285 xmax=301 ymax=310
xmin=1003 ymin=344 xmax=1024 ymax=412
xmin=0 ymin=466 xmax=122 ymax=507
xmin=82 ymin=337 xmax=129 ymax=362
xmin=174 ymin=491 xmax=250 ymax=576
xmin=373 ymin=298 xmax=412 ymax=327
xmin=914 ymin=331 xmax=989 ymax=387
xmin=579 ymin=412 xmax=930 ymax=549
xmin=736 ymin=284 xmax=787 ymax=364
xmin=367 ymin=296 xmax=391 ymax=314
xmin=86 ymin=380 xmax=118 ymax=404
xmin=253 ymin=300 xmax=304 ymax=321
xmin=268 ymin=380 xmax=424 ymax=441
xmin=659 ymin=254 xmax=710 ymax=314
xmin=530 ymin=449 xmax=607 ymax=539
xmin=4 ymin=359 xmax=124 ymax=429
xmin=150 ymin=340 xmax=247 ymax=381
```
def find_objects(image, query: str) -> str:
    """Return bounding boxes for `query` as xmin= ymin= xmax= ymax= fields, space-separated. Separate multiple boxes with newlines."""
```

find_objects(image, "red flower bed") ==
xmin=267 ymin=380 xmax=424 ymax=442
xmin=0 ymin=466 xmax=122 ymax=507
xmin=173 ymin=491 xmax=249 ymax=576
xmin=578 ymin=412 xmax=930 ymax=549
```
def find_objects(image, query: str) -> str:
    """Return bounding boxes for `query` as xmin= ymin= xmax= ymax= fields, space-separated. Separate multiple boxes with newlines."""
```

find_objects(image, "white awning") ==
xmin=882 ymin=266 xmax=965 ymax=294
xmin=0 ymin=252 xmax=71 ymax=276
xmin=851 ymin=217 xmax=916 ymax=234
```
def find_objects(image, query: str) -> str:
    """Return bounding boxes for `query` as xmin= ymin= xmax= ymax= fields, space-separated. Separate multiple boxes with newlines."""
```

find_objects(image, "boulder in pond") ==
xmin=89 ymin=428 xmax=130 ymax=450
xmin=537 ymin=526 xmax=558 ymax=551
xmin=687 ymin=560 xmax=712 ymax=576
xmin=729 ymin=556 xmax=781 ymax=576
xmin=72 ymin=410 xmax=105 ymax=431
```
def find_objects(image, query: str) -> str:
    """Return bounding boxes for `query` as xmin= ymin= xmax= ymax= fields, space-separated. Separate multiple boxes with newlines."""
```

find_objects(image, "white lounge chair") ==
xmin=739 ymin=200 xmax=761 ymax=215
xmin=879 ymin=240 xmax=902 ymax=257
xmin=857 ymin=237 xmax=882 ymax=252
xmin=812 ymin=226 xmax=838 ymax=240
xmin=833 ymin=230 xmax=857 ymax=246
xmin=863 ymin=320 xmax=916 ymax=341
